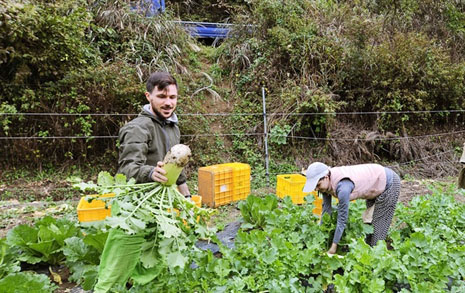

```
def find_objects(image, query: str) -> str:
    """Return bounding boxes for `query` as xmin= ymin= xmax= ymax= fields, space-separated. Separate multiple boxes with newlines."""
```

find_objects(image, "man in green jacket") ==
xmin=94 ymin=72 xmax=191 ymax=292
xmin=118 ymin=71 xmax=191 ymax=197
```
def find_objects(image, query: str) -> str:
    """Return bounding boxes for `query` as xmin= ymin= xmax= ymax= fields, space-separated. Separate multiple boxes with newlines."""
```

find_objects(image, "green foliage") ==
xmin=1 ymin=0 xmax=464 ymax=175
xmin=6 ymin=216 xmax=79 ymax=265
xmin=170 ymin=0 xmax=250 ymax=23
xmin=269 ymin=124 xmax=291 ymax=146
xmin=0 ymin=272 xmax=57 ymax=293
xmin=173 ymin=187 xmax=464 ymax=293
xmin=88 ymin=1 xmax=194 ymax=68
xmin=0 ymin=238 xmax=20 ymax=279
xmin=63 ymin=231 xmax=108 ymax=290
xmin=333 ymin=238 xmax=405 ymax=293
xmin=238 ymin=194 xmax=278 ymax=229
xmin=219 ymin=0 xmax=465 ymax=148
xmin=445 ymin=4 xmax=465 ymax=34
xmin=368 ymin=0 xmax=465 ymax=56
xmin=0 ymin=0 xmax=96 ymax=86
xmin=2 ymin=182 xmax=465 ymax=291
xmin=226 ymin=102 xmax=265 ymax=169
xmin=0 ymin=103 xmax=18 ymax=135
xmin=73 ymin=171 xmax=216 ymax=279
xmin=320 ymin=200 xmax=373 ymax=249
xmin=341 ymin=32 xmax=465 ymax=128
xmin=331 ymin=185 xmax=465 ymax=292
xmin=164 ymin=195 xmax=341 ymax=292
xmin=392 ymin=183 xmax=465 ymax=245
xmin=0 ymin=0 xmax=198 ymax=166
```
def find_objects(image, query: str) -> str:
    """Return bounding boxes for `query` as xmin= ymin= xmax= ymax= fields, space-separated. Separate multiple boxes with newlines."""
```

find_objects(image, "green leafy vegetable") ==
xmin=6 ymin=216 xmax=79 ymax=265
xmin=238 ymin=194 xmax=278 ymax=229
xmin=63 ymin=235 xmax=104 ymax=290
xmin=0 ymin=272 xmax=57 ymax=293
xmin=74 ymin=171 xmax=216 ymax=289
xmin=0 ymin=238 xmax=21 ymax=279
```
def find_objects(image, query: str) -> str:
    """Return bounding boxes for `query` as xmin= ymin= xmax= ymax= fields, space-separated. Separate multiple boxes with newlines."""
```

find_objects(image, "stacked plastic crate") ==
xmin=222 ymin=163 xmax=251 ymax=201
xmin=198 ymin=162 xmax=251 ymax=207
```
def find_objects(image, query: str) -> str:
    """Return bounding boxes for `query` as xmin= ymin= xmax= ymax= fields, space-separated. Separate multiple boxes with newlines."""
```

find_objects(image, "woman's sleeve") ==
xmin=332 ymin=179 xmax=354 ymax=244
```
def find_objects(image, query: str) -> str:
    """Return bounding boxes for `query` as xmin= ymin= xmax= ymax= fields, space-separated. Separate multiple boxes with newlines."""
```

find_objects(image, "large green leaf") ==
xmin=83 ymin=231 xmax=108 ymax=253
xmin=36 ymin=216 xmax=78 ymax=246
xmin=0 ymin=239 xmax=21 ymax=279
xmin=156 ymin=215 xmax=181 ymax=238
xmin=63 ymin=237 xmax=100 ymax=264
xmin=6 ymin=225 xmax=38 ymax=248
xmin=166 ymin=251 xmax=187 ymax=269
xmin=28 ymin=240 xmax=60 ymax=259
xmin=0 ymin=272 xmax=57 ymax=293
xmin=239 ymin=194 xmax=278 ymax=228
xmin=98 ymin=171 xmax=114 ymax=186
xmin=81 ymin=269 xmax=99 ymax=290
xmin=6 ymin=225 xmax=42 ymax=264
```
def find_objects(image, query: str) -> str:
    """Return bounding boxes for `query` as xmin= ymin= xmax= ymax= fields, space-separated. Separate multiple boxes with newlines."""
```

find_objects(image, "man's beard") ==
xmin=152 ymin=105 xmax=173 ymax=119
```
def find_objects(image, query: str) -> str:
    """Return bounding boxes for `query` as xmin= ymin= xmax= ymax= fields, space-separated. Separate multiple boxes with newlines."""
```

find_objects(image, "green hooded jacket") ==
xmin=117 ymin=104 xmax=186 ymax=185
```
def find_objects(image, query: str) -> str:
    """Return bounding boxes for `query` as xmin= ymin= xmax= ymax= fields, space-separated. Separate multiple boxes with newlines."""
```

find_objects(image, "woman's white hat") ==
xmin=302 ymin=162 xmax=329 ymax=192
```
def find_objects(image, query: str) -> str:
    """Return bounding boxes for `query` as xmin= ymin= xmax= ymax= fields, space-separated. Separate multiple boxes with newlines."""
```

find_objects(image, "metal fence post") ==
xmin=262 ymin=87 xmax=270 ymax=187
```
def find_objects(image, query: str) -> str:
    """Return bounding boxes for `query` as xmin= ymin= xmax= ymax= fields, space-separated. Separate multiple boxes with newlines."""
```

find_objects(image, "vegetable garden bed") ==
xmin=1 ymin=180 xmax=465 ymax=292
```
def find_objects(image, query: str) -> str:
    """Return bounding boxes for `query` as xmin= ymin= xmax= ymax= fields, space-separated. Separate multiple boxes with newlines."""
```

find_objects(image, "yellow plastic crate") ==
xmin=276 ymin=174 xmax=317 ymax=205
xmin=191 ymin=195 xmax=202 ymax=208
xmin=222 ymin=162 xmax=251 ymax=201
xmin=77 ymin=193 xmax=115 ymax=222
xmin=198 ymin=165 xmax=234 ymax=207
xmin=313 ymin=197 xmax=323 ymax=216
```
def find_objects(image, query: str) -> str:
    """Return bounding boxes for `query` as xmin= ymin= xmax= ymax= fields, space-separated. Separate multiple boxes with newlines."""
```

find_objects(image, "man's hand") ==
xmin=327 ymin=243 xmax=338 ymax=255
xmin=151 ymin=161 xmax=168 ymax=183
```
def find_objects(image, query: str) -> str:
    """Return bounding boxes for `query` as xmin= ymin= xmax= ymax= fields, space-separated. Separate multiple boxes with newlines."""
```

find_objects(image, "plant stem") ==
xmin=124 ymin=188 xmax=157 ymax=221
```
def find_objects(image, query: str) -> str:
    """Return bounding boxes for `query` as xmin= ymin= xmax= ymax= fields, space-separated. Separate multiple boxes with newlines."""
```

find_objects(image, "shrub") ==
xmin=0 ymin=0 xmax=198 ymax=167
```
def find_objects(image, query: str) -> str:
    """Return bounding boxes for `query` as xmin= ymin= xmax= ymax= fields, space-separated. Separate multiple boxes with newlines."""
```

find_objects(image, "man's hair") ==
xmin=146 ymin=72 xmax=177 ymax=93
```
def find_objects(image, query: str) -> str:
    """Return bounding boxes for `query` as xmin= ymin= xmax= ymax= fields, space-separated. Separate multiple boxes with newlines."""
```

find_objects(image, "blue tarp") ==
xmin=174 ymin=21 xmax=233 ymax=39
xmin=133 ymin=2 xmax=233 ymax=39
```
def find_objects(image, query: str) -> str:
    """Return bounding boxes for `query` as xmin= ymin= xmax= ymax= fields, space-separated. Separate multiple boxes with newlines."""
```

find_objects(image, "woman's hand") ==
xmin=328 ymin=243 xmax=338 ymax=255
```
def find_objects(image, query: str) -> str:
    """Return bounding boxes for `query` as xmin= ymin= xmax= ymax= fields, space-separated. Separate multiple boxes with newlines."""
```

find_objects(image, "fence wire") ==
xmin=1 ymin=130 xmax=463 ymax=141
xmin=1 ymin=109 xmax=463 ymax=193
xmin=1 ymin=109 xmax=465 ymax=117
xmin=0 ymin=149 xmax=458 ymax=193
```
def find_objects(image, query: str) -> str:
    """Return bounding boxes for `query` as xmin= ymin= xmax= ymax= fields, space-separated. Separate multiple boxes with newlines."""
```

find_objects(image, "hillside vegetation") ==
xmin=1 ymin=0 xmax=464 ymax=179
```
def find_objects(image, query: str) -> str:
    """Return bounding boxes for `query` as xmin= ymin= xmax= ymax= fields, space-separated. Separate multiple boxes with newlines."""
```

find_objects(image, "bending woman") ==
xmin=303 ymin=162 xmax=401 ymax=254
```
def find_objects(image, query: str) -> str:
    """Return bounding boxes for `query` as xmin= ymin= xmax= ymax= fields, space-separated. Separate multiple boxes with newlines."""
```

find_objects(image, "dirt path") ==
xmin=399 ymin=178 xmax=465 ymax=204
xmin=398 ymin=179 xmax=433 ymax=204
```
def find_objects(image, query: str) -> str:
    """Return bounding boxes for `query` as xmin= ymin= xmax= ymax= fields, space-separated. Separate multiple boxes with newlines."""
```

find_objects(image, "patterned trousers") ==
xmin=366 ymin=171 xmax=401 ymax=246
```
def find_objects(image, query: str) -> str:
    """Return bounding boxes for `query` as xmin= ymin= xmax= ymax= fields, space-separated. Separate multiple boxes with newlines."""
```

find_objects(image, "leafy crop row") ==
xmin=1 ymin=182 xmax=464 ymax=292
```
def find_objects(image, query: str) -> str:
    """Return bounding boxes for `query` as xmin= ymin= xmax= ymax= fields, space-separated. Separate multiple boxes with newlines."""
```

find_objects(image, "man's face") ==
xmin=145 ymin=84 xmax=178 ymax=119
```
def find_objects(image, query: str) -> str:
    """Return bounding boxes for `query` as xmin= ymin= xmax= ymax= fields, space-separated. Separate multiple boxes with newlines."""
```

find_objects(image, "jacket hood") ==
xmin=142 ymin=104 xmax=178 ymax=124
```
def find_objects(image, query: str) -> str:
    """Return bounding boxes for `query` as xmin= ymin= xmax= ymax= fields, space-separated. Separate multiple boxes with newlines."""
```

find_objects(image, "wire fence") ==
xmin=1 ymin=109 xmax=465 ymax=116
xmin=0 ymin=149 xmax=458 ymax=193
xmin=385 ymin=149 xmax=457 ymax=168
xmin=1 ymin=107 xmax=463 ymax=193
xmin=1 ymin=109 xmax=464 ymax=141
xmin=1 ymin=130 xmax=464 ymax=141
